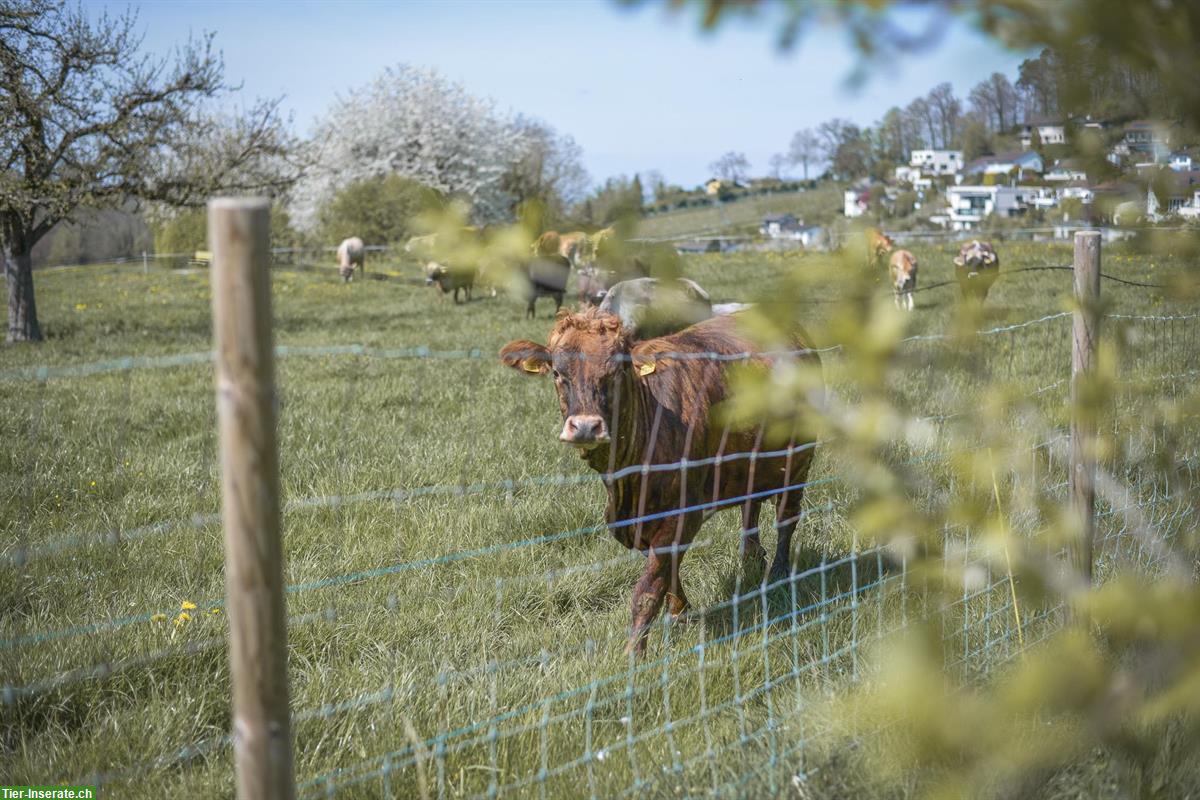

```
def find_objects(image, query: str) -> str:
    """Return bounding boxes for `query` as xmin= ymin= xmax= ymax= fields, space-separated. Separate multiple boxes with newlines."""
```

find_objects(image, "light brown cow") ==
xmin=888 ymin=250 xmax=918 ymax=311
xmin=532 ymin=231 xmax=562 ymax=259
xmin=558 ymin=231 xmax=589 ymax=267
xmin=953 ymin=240 xmax=1000 ymax=302
xmin=500 ymin=309 xmax=820 ymax=654
xmin=867 ymin=228 xmax=894 ymax=272
xmin=337 ymin=237 xmax=365 ymax=283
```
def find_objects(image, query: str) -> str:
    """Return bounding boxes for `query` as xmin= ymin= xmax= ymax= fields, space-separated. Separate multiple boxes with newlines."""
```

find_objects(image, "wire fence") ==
xmin=2 ymin=266 xmax=1197 ymax=797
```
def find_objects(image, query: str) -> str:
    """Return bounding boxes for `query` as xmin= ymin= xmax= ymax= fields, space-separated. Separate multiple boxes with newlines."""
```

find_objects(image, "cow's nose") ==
xmin=560 ymin=414 xmax=609 ymax=445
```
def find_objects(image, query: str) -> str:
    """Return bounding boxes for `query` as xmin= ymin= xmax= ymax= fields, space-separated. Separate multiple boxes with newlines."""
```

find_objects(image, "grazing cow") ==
xmin=867 ymin=228 xmax=894 ymax=271
xmin=425 ymin=262 xmax=477 ymax=304
xmin=337 ymin=237 xmax=365 ymax=282
xmin=953 ymin=240 xmax=1000 ymax=301
xmin=888 ymin=250 xmax=918 ymax=311
xmin=597 ymin=277 xmax=713 ymax=338
xmin=559 ymin=231 xmax=589 ymax=268
xmin=577 ymin=236 xmax=669 ymax=305
xmin=533 ymin=231 xmax=563 ymax=259
xmin=499 ymin=309 xmax=820 ymax=654
xmin=525 ymin=255 xmax=571 ymax=318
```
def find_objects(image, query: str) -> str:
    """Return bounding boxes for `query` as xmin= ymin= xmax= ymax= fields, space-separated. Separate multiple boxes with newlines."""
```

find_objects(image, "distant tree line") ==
xmin=775 ymin=44 xmax=1187 ymax=186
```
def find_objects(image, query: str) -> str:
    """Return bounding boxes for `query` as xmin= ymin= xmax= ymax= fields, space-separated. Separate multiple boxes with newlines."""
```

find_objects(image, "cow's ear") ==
xmin=984 ymin=251 xmax=997 ymax=265
xmin=629 ymin=342 xmax=665 ymax=378
xmin=953 ymin=255 xmax=965 ymax=267
xmin=500 ymin=340 xmax=551 ymax=375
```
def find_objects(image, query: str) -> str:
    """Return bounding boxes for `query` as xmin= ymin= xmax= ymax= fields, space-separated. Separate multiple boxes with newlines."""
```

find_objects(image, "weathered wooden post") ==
xmin=1070 ymin=230 xmax=1101 ymax=587
xmin=209 ymin=197 xmax=295 ymax=800
xmin=142 ymin=250 xmax=148 ymax=274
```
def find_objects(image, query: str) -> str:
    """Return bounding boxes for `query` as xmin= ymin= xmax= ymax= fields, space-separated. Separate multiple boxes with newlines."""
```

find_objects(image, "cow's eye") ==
xmin=551 ymin=368 xmax=562 ymax=380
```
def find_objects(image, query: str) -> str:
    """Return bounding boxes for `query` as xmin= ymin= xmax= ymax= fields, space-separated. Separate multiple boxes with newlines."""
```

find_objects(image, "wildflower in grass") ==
xmin=75 ymin=303 xmax=87 ymax=311
xmin=174 ymin=612 xmax=191 ymax=626
xmin=151 ymin=613 xmax=167 ymax=623
xmin=181 ymin=600 xmax=197 ymax=610
xmin=210 ymin=608 xmax=221 ymax=615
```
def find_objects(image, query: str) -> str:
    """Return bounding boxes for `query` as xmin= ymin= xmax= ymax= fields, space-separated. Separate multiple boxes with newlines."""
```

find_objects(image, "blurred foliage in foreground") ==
xmin=423 ymin=186 xmax=1200 ymax=795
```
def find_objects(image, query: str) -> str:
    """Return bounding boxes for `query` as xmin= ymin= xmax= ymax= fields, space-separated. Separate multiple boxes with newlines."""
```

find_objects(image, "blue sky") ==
xmin=91 ymin=1 xmax=1029 ymax=188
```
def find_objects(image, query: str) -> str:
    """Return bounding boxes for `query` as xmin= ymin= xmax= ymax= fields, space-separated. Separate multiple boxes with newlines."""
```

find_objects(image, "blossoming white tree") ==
xmin=292 ymin=66 xmax=585 ymax=232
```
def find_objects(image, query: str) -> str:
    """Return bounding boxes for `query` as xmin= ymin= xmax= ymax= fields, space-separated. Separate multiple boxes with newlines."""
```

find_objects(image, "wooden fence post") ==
xmin=209 ymin=197 xmax=296 ymax=800
xmin=1070 ymin=230 xmax=1101 ymax=587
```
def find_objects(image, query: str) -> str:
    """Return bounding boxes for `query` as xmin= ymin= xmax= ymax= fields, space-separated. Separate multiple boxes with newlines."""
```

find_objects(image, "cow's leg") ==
xmin=769 ymin=447 xmax=815 ymax=583
xmin=626 ymin=546 xmax=673 ymax=655
xmin=526 ymin=297 xmax=535 ymax=319
xmin=553 ymin=292 xmax=563 ymax=315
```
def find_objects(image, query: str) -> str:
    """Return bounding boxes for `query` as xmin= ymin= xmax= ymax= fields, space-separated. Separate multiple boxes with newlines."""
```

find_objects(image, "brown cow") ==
xmin=500 ymin=309 xmax=820 ymax=654
xmin=867 ymin=228 xmax=893 ymax=271
xmin=888 ymin=250 xmax=918 ymax=311
xmin=953 ymin=240 xmax=1000 ymax=301
xmin=532 ymin=231 xmax=562 ymax=259
xmin=558 ymin=231 xmax=589 ymax=267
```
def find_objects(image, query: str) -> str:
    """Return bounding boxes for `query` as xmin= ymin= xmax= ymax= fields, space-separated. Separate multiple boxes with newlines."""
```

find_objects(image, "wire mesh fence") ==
xmin=3 ymin=211 xmax=1200 ymax=800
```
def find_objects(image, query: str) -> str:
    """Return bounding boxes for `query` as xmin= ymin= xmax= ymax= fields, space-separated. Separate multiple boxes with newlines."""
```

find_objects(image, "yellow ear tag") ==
xmin=522 ymin=358 xmax=543 ymax=374
xmin=636 ymin=361 xmax=656 ymax=377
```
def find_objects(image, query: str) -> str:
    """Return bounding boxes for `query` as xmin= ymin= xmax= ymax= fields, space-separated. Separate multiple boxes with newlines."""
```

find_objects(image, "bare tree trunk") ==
xmin=5 ymin=242 xmax=43 ymax=343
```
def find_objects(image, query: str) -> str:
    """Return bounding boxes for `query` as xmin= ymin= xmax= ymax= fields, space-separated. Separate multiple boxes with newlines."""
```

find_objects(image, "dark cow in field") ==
xmin=577 ymin=237 xmax=677 ymax=305
xmin=953 ymin=240 xmax=1000 ymax=301
xmin=425 ymin=262 xmax=477 ymax=304
xmin=500 ymin=308 xmax=820 ymax=654
xmin=525 ymin=255 xmax=571 ymax=318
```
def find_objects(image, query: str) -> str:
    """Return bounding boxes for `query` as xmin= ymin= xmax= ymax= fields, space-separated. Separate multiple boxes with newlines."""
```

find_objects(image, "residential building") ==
xmin=1146 ymin=169 xmax=1200 ymax=220
xmin=759 ymin=213 xmax=802 ymax=238
xmin=843 ymin=183 xmax=870 ymax=218
xmin=893 ymin=165 xmax=932 ymax=188
xmin=1169 ymin=151 xmax=1194 ymax=172
xmin=1123 ymin=120 xmax=1175 ymax=160
xmin=1020 ymin=117 xmax=1067 ymax=148
xmin=945 ymin=185 xmax=1035 ymax=230
xmin=908 ymin=149 xmax=964 ymax=176
xmin=964 ymin=151 xmax=1044 ymax=182
xmin=1045 ymin=159 xmax=1088 ymax=182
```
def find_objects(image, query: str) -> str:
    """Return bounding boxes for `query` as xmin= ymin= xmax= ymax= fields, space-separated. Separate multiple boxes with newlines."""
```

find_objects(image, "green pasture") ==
xmin=1 ymin=239 xmax=1197 ymax=798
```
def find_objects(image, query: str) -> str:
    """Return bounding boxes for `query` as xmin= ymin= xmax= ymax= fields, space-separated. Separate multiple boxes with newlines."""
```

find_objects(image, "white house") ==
xmin=760 ymin=213 xmax=802 ymax=238
xmin=843 ymin=184 xmax=870 ymax=218
xmin=909 ymin=149 xmax=963 ymax=176
xmin=1169 ymin=152 xmax=1194 ymax=172
xmin=1045 ymin=159 xmax=1088 ymax=182
xmin=945 ymin=185 xmax=1033 ymax=230
xmin=1146 ymin=170 xmax=1200 ymax=221
xmin=894 ymin=165 xmax=933 ymax=188
xmin=1019 ymin=118 xmax=1067 ymax=148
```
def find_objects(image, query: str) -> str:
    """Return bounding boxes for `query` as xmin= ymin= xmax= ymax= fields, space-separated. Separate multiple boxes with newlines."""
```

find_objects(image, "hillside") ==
xmin=635 ymin=185 xmax=843 ymax=240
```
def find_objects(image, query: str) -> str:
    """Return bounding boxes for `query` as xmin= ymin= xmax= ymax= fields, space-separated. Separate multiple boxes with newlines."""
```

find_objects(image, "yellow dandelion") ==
xmin=210 ymin=608 xmax=221 ymax=615
xmin=174 ymin=612 xmax=192 ymax=626
xmin=151 ymin=613 xmax=168 ymax=623
xmin=75 ymin=303 xmax=87 ymax=311
xmin=181 ymin=600 xmax=197 ymax=610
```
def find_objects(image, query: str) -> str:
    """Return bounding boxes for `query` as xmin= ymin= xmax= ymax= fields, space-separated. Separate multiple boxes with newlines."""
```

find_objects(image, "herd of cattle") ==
xmin=869 ymin=228 xmax=1001 ymax=310
xmin=329 ymin=226 xmax=1003 ymax=654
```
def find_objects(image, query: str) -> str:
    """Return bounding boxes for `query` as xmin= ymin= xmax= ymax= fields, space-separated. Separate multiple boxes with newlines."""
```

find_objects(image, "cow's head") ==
xmin=500 ymin=308 xmax=657 ymax=449
xmin=869 ymin=229 xmax=894 ymax=263
xmin=953 ymin=240 xmax=998 ymax=272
